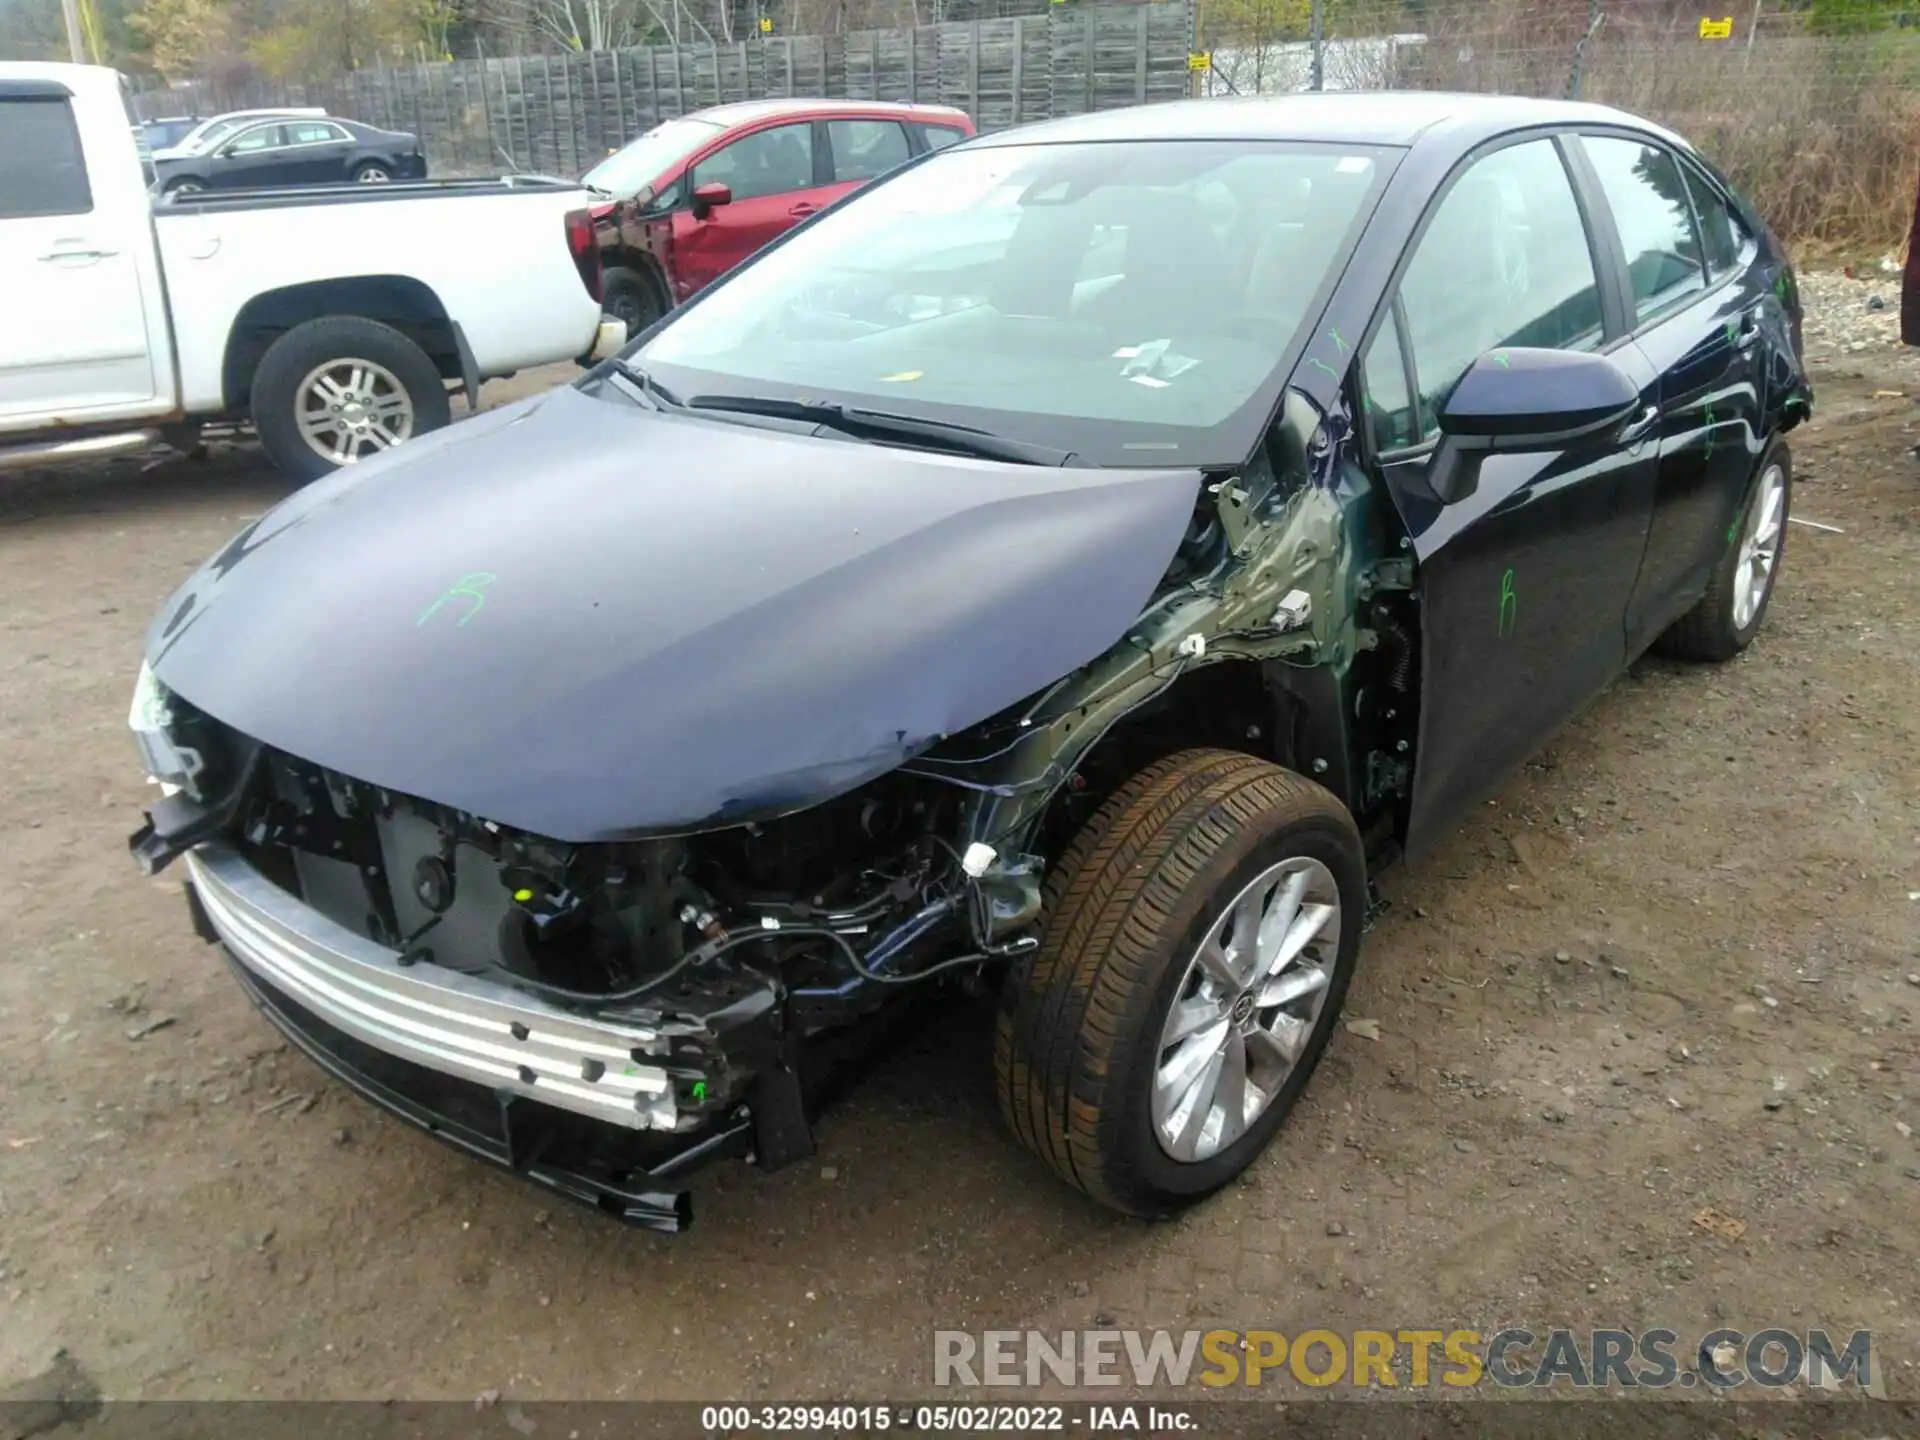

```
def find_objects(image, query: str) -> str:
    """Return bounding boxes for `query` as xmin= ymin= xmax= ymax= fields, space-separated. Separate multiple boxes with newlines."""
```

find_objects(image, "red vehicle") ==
xmin=581 ymin=99 xmax=974 ymax=334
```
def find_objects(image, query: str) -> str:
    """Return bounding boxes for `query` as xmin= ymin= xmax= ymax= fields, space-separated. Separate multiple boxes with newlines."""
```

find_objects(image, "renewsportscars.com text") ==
xmin=933 ymin=1327 xmax=1874 ymax=1390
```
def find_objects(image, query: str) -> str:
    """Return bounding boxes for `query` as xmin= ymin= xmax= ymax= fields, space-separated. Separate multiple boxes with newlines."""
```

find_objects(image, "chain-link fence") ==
xmin=1196 ymin=0 xmax=1920 ymax=247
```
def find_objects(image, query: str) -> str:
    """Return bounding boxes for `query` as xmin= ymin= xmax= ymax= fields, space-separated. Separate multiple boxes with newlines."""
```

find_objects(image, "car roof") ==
xmin=689 ymin=97 xmax=970 ymax=126
xmin=979 ymin=92 xmax=1670 ymax=152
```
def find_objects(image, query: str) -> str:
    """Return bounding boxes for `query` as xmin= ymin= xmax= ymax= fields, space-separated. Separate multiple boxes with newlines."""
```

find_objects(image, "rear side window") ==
xmin=827 ymin=119 xmax=910 ymax=183
xmin=287 ymin=121 xmax=347 ymax=145
xmin=0 ymin=96 xmax=92 ymax=219
xmin=915 ymin=123 xmax=967 ymax=152
xmin=1582 ymin=135 xmax=1706 ymax=322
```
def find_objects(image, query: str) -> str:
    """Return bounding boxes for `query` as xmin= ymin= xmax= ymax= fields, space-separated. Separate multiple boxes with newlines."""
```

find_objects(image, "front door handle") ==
xmin=39 ymin=244 xmax=119 ymax=264
xmin=788 ymin=202 xmax=818 ymax=218
xmin=1619 ymin=403 xmax=1661 ymax=447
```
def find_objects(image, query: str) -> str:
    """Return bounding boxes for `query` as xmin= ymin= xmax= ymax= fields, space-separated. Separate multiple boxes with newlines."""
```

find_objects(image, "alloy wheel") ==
xmin=1150 ymin=856 xmax=1343 ymax=1163
xmin=294 ymin=357 xmax=415 ymax=465
xmin=1733 ymin=461 xmax=1786 ymax=630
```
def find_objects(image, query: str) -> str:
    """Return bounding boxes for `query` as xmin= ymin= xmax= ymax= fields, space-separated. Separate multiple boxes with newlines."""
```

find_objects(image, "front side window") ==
xmin=227 ymin=123 xmax=285 ymax=154
xmin=692 ymin=122 xmax=816 ymax=202
xmin=1582 ymin=135 xmax=1706 ymax=322
xmin=633 ymin=139 xmax=1389 ymax=467
xmin=0 ymin=96 xmax=92 ymax=219
xmin=828 ymin=119 xmax=910 ymax=182
xmin=1382 ymin=137 xmax=1603 ymax=445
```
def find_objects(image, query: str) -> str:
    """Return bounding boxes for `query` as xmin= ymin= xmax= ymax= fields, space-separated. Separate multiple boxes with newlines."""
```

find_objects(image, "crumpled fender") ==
xmin=147 ymin=385 xmax=1203 ymax=840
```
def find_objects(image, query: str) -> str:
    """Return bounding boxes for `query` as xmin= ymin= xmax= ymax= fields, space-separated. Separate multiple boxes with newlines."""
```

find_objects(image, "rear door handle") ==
xmin=1619 ymin=403 xmax=1661 ymax=447
xmin=788 ymin=203 xmax=818 ymax=218
xmin=1732 ymin=309 xmax=1762 ymax=352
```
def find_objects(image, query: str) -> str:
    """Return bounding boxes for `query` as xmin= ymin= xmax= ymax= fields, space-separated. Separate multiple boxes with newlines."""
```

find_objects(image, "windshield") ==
xmin=631 ymin=138 xmax=1391 ymax=467
xmin=173 ymin=116 xmax=253 ymax=153
xmin=583 ymin=116 xmax=726 ymax=196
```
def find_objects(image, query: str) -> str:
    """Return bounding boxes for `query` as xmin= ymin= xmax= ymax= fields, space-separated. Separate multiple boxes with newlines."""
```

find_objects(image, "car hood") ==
xmin=145 ymin=386 xmax=1202 ymax=841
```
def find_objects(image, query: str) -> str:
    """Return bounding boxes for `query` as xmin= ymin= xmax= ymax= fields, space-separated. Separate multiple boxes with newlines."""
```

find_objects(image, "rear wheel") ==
xmin=1655 ymin=439 xmax=1791 ymax=662
xmin=163 ymin=177 xmax=205 ymax=196
xmin=353 ymin=162 xmax=393 ymax=184
xmin=250 ymin=316 xmax=451 ymax=482
xmin=995 ymin=749 xmax=1366 ymax=1217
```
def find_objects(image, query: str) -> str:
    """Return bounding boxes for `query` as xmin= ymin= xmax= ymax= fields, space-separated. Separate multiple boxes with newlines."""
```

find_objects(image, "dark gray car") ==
xmin=155 ymin=116 xmax=426 ymax=195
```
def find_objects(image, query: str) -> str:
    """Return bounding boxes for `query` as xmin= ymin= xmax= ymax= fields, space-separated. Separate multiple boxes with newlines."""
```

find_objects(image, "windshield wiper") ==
xmin=601 ymin=357 xmax=683 ymax=410
xmin=685 ymin=394 xmax=1081 ymax=467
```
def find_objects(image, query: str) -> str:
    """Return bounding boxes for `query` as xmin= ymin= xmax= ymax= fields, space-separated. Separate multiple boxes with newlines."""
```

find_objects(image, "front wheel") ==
xmin=995 ymin=749 xmax=1366 ymax=1218
xmin=163 ymin=177 xmax=205 ymax=196
xmin=1655 ymin=439 xmax=1791 ymax=662
xmin=249 ymin=315 xmax=451 ymax=482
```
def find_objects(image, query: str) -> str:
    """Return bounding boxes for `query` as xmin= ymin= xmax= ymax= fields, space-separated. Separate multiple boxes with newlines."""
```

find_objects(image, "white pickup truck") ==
xmin=0 ymin=63 xmax=624 ymax=481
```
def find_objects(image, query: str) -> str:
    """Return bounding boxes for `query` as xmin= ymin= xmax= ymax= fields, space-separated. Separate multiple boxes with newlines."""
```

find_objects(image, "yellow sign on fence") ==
xmin=1188 ymin=51 xmax=1212 ymax=70
xmin=1698 ymin=15 xmax=1733 ymax=38
xmin=758 ymin=15 xmax=772 ymax=32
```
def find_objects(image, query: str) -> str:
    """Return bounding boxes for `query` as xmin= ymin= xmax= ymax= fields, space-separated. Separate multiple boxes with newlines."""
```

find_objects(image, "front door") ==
xmin=671 ymin=121 xmax=820 ymax=298
xmin=1574 ymin=134 xmax=1770 ymax=652
xmin=0 ymin=83 xmax=162 ymax=423
xmin=1357 ymin=134 xmax=1659 ymax=852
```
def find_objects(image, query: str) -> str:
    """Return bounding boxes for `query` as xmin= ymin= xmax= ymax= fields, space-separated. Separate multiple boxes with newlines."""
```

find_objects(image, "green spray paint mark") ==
xmin=1726 ymin=521 xmax=1738 ymax=544
xmin=1328 ymin=326 xmax=1350 ymax=356
xmin=1497 ymin=568 xmax=1517 ymax=638
xmin=1306 ymin=356 xmax=1338 ymax=379
xmin=1724 ymin=319 xmax=1740 ymax=346
xmin=1702 ymin=402 xmax=1715 ymax=459
xmin=1773 ymin=273 xmax=1789 ymax=301
xmin=417 ymin=572 xmax=496 ymax=629
xmin=691 ymin=1081 xmax=708 ymax=1102
xmin=1491 ymin=351 xmax=1511 ymax=369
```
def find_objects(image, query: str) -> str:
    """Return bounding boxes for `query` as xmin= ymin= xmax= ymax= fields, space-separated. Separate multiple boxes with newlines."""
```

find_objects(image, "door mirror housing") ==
xmin=690 ymin=181 xmax=732 ymax=219
xmin=1425 ymin=347 xmax=1641 ymax=505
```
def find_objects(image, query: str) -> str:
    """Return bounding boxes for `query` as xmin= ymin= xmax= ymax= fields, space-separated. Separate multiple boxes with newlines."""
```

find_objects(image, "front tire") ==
xmin=995 ymin=749 xmax=1366 ymax=1218
xmin=250 ymin=316 xmax=451 ymax=483
xmin=1656 ymin=439 xmax=1791 ymax=662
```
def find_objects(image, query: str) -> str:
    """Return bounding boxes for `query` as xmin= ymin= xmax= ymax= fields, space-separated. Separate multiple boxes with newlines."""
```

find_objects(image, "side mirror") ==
xmin=690 ymin=181 xmax=732 ymax=219
xmin=1425 ymin=347 xmax=1641 ymax=505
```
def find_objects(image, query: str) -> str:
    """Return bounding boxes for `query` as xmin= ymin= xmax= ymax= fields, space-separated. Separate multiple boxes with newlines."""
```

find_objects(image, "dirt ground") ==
xmin=1 ymin=277 xmax=1916 ymax=1408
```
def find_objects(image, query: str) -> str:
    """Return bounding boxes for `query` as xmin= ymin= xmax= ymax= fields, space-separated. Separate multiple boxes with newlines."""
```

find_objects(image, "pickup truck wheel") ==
xmin=1655 ymin=438 xmax=1791 ymax=662
xmin=994 ymin=749 xmax=1365 ymax=1218
xmin=251 ymin=316 xmax=451 ymax=482
xmin=603 ymin=268 xmax=662 ymax=334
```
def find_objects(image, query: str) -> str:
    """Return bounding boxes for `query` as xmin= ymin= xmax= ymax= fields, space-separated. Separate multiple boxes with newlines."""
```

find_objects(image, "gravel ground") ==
xmin=0 ymin=275 xmax=1915 ymax=1408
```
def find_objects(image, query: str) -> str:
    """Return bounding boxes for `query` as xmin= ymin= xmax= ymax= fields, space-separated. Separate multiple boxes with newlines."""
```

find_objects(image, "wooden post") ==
xmin=1009 ymin=17 xmax=1023 ymax=127
xmin=969 ymin=20 xmax=981 ymax=117
xmin=1134 ymin=4 xmax=1148 ymax=103
xmin=1083 ymin=7 xmax=1094 ymax=113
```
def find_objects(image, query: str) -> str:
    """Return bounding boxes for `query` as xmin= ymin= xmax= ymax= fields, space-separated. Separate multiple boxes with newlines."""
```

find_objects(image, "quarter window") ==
xmin=1582 ymin=135 xmax=1706 ymax=321
xmin=1366 ymin=138 xmax=1603 ymax=447
xmin=1679 ymin=161 xmax=1748 ymax=278
xmin=692 ymin=122 xmax=815 ymax=203
xmin=914 ymin=123 xmax=967 ymax=152
xmin=0 ymin=95 xmax=92 ymax=218
xmin=827 ymin=119 xmax=910 ymax=183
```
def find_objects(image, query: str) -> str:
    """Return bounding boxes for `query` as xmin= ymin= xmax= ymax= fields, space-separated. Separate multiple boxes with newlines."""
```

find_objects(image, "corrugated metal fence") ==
xmin=136 ymin=1 xmax=1195 ymax=179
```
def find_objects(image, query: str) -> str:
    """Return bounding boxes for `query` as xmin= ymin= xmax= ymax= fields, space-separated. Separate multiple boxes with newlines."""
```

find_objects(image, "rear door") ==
xmin=818 ymin=116 xmax=914 ymax=208
xmin=0 ymin=79 xmax=164 ymax=423
xmin=1572 ymin=133 xmax=1769 ymax=652
xmin=672 ymin=120 xmax=820 ymax=295
xmin=1356 ymin=134 xmax=1660 ymax=851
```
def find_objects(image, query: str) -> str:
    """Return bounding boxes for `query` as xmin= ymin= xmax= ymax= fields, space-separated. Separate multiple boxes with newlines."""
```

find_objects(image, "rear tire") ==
xmin=995 ymin=749 xmax=1366 ymax=1218
xmin=1655 ymin=438 xmax=1791 ymax=662
xmin=250 ymin=316 xmax=450 ymax=483
xmin=353 ymin=162 xmax=393 ymax=184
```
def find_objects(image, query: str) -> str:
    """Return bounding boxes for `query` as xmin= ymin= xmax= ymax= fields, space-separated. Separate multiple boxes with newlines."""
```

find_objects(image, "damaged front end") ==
xmin=129 ymin=677 xmax=1043 ymax=1230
